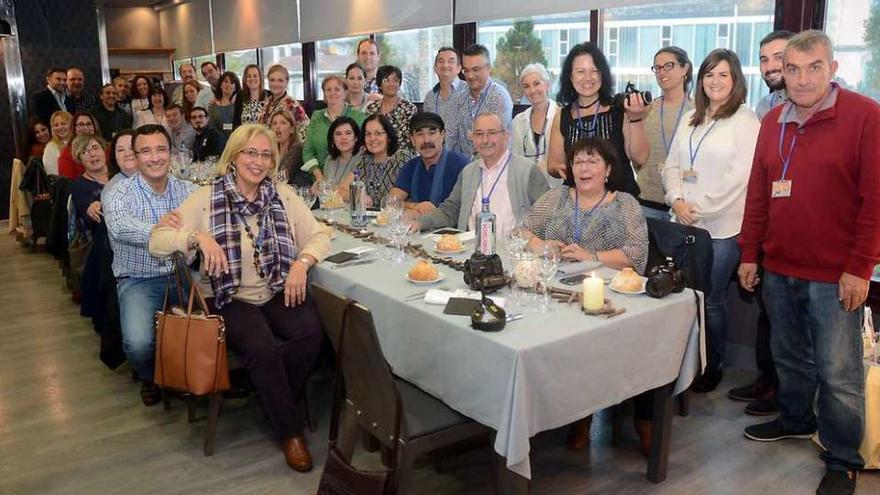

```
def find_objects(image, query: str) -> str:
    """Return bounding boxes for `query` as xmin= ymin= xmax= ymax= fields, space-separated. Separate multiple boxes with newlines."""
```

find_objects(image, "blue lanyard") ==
xmin=688 ymin=120 xmax=718 ymax=169
xmin=574 ymin=188 xmax=608 ymax=244
xmin=469 ymin=80 xmax=494 ymax=120
xmin=660 ymin=97 xmax=687 ymax=155
xmin=574 ymin=99 xmax=601 ymax=136
xmin=479 ymin=154 xmax=511 ymax=203
xmin=778 ymin=105 xmax=797 ymax=180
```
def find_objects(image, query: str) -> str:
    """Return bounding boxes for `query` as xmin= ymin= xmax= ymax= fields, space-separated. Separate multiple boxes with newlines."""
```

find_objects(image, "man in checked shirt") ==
xmin=104 ymin=124 xmax=198 ymax=406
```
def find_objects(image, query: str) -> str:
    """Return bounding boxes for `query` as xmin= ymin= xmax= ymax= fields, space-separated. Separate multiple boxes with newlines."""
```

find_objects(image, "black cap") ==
xmin=409 ymin=112 xmax=445 ymax=132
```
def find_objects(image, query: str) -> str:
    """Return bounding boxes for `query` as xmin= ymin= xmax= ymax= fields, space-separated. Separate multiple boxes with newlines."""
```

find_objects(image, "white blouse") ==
xmin=661 ymin=104 xmax=760 ymax=239
xmin=511 ymin=102 xmax=560 ymax=187
xmin=42 ymin=141 xmax=62 ymax=175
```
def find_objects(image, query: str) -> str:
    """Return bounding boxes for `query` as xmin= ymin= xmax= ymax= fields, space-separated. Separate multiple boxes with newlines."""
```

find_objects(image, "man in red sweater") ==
xmin=738 ymin=30 xmax=880 ymax=495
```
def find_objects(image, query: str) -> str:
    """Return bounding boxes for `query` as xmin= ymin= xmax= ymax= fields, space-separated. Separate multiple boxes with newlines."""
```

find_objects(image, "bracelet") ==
xmin=297 ymin=257 xmax=313 ymax=269
xmin=592 ymin=251 xmax=599 ymax=262
xmin=187 ymin=230 xmax=200 ymax=250
xmin=629 ymin=118 xmax=643 ymax=123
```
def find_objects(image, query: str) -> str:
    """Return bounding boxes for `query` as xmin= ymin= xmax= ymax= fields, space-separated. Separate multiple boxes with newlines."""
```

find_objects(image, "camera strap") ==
xmin=471 ymin=295 xmax=507 ymax=332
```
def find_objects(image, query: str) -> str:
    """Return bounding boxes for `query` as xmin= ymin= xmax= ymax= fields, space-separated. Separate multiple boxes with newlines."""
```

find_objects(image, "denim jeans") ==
xmin=763 ymin=270 xmax=865 ymax=471
xmin=641 ymin=205 xmax=671 ymax=222
xmin=706 ymin=237 xmax=740 ymax=370
xmin=117 ymin=274 xmax=183 ymax=381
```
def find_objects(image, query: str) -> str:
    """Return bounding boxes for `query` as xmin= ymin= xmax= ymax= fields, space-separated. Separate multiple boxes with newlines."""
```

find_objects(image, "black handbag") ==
xmin=317 ymin=301 xmax=401 ymax=495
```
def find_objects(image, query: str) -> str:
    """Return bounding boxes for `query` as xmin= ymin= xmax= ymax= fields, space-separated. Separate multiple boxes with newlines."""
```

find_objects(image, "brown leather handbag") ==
xmin=154 ymin=254 xmax=230 ymax=395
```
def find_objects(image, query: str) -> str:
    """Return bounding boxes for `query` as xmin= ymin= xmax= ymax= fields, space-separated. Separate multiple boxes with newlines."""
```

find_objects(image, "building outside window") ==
xmin=375 ymin=26 xmax=454 ymax=102
xmin=224 ymin=49 xmax=258 ymax=78
xmin=824 ymin=0 xmax=879 ymax=101
xmin=259 ymin=43 xmax=305 ymax=100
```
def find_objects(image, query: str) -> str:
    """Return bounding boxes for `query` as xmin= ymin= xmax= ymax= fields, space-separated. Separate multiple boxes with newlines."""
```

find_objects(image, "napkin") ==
xmin=556 ymin=260 xmax=602 ymax=276
xmin=424 ymin=289 xmax=506 ymax=308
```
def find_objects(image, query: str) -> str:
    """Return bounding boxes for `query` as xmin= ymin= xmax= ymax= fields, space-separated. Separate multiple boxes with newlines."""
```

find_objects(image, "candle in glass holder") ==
xmin=582 ymin=272 xmax=604 ymax=312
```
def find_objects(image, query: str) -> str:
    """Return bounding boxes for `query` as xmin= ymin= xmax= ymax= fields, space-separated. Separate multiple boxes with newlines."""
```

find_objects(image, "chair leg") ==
xmin=394 ymin=446 xmax=417 ymax=495
xmin=676 ymin=392 xmax=689 ymax=417
xmin=162 ymin=389 xmax=171 ymax=411
xmin=203 ymin=393 xmax=223 ymax=456
xmin=186 ymin=395 xmax=197 ymax=423
xmin=611 ymin=404 xmax=624 ymax=447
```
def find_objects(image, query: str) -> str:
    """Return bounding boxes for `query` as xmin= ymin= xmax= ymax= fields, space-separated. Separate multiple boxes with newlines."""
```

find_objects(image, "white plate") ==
xmin=609 ymin=274 xmax=646 ymax=295
xmin=406 ymin=272 xmax=446 ymax=285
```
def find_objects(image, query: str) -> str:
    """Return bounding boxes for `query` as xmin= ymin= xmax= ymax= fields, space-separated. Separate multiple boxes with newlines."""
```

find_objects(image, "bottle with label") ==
xmin=349 ymin=170 xmax=368 ymax=228
xmin=475 ymin=198 xmax=496 ymax=255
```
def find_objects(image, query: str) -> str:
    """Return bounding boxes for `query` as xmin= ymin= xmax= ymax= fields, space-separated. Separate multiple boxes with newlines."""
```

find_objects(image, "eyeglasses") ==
xmin=364 ymin=130 xmax=387 ymax=138
xmin=135 ymin=146 xmax=170 ymax=157
xmin=239 ymin=148 xmax=273 ymax=161
xmin=651 ymin=61 xmax=682 ymax=73
xmin=572 ymin=156 xmax=605 ymax=168
xmin=461 ymin=64 xmax=488 ymax=75
xmin=471 ymin=129 xmax=506 ymax=140
xmin=75 ymin=122 xmax=94 ymax=128
xmin=381 ymin=76 xmax=401 ymax=84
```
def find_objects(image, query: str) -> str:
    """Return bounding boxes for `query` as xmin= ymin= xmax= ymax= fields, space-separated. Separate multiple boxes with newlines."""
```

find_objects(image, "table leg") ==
xmin=647 ymin=382 xmax=674 ymax=482
xmin=494 ymin=452 xmax=530 ymax=495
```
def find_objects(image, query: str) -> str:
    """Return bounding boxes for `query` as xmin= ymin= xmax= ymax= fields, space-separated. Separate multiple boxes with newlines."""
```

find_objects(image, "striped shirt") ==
xmin=445 ymin=78 xmax=514 ymax=157
xmin=105 ymin=173 xmax=198 ymax=279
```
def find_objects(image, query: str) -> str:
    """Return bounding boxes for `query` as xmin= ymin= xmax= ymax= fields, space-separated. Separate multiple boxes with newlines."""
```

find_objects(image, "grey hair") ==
xmin=785 ymin=29 xmax=834 ymax=62
xmin=520 ymin=63 xmax=551 ymax=84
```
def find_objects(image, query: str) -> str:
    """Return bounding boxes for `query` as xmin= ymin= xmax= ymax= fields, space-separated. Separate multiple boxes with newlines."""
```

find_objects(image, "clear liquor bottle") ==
xmin=475 ymin=198 xmax=496 ymax=255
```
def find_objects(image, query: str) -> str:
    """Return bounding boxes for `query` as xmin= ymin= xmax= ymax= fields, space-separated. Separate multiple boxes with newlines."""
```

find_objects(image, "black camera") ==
xmin=624 ymin=81 xmax=653 ymax=105
xmin=645 ymin=257 xmax=685 ymax=299
xmin=463 ymin=252 xmax=508 ymax=294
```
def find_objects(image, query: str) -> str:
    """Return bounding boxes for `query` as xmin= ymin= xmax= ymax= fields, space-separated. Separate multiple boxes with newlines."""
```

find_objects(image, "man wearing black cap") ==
xmin=389 ymin=112 xmax=469 ymax=214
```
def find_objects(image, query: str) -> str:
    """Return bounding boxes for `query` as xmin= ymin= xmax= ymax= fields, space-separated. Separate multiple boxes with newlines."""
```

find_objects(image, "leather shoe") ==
xmin=692 ymin=367 xmax=723 ymax=394
xmin=728 ymin=376 xmax=773 ymax=402
xmin=282 ymin=436 xmax=313 ymax=472
xmin=633 ymin=418 xmax=653 ymax=458
xmin=140 ymin=381 xmax=162 ymax=407
xmin=745 ymin=391 xmax=779 ymax=416
xmin=566 ymin=416 xmax=593 ymax=451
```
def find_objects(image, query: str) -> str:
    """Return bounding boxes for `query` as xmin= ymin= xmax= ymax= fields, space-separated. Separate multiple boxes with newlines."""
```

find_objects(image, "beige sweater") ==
xmin=149 ymin=183 xmax=331 ymax=306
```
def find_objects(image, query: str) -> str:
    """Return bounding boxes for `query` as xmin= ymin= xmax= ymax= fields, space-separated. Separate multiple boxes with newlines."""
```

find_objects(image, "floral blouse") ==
xmin=366 ymin=97 xmax=417 ymax=152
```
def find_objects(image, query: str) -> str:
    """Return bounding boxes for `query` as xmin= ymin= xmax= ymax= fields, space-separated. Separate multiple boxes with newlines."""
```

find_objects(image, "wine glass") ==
xmin=537 ymin=243 xmax=560 ymax=313
xmin=298 ymin=186 xmax=316 ymax=210
xmin=388 ymin=215 xmax=411 ymax=264
xmin=318 ymin=180 xmax=337 ymax=223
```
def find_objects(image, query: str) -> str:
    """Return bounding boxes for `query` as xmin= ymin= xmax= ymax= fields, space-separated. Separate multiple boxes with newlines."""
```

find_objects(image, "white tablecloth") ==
xmin=312 ymin=226 xmax=704 ymax=478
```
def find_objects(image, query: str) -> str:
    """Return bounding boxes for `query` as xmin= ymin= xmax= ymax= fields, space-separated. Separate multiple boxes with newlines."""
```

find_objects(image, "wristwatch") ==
xmin=297 ymin=257 xmax=313 ymax=269
xmin=188 ymin=230 xmax=200 ymax=250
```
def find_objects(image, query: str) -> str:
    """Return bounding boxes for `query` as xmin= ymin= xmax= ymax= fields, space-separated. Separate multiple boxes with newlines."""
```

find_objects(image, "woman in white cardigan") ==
xmin=511 ymin=63 xmax=560 ymax=187
xmin=662 ymin=48 xmax=760 ymax=393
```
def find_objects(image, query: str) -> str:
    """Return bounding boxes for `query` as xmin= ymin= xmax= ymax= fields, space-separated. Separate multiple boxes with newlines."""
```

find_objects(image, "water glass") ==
xmin=537 ymin=244 xmax=560 ymax=313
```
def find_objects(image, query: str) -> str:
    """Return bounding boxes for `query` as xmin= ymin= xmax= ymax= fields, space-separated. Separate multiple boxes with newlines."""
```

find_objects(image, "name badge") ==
xmin=772 ymin=180 xmax=792 ymax=198
xmin=681 ymin=170 xmax=698 ymax=184
xmin=222 ymin=123 xmax=233 ymax=131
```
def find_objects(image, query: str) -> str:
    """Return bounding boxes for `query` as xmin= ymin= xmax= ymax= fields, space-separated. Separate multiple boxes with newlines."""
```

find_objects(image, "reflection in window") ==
xmin=825 ymin=0 xmax=879 ymax=101
xmin=259 ymin=43 xmax=305 ymax=100
xmin=478 ymin=12 xmax=590 ymax=103
xmin=376 ymin=26 xmax=454 ymax=102
xmin=224 ymin=49 xmax=258 ymax=78
xmin=602 ymin=0 xmax=774 ymax=109
xmin=314 ymin=35 xmax=362 ymax=100
xmin=172 ymin=58 xmax=191 ymax=80
xmin=193 ymin=54 xmax=219 ymax=82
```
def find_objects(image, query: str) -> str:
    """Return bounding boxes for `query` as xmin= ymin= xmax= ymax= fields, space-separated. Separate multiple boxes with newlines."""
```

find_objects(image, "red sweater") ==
xmin=739 ymin=86 xmax=880 ymax=282
xmin=57 ymin=145 xmax=85 ymax=180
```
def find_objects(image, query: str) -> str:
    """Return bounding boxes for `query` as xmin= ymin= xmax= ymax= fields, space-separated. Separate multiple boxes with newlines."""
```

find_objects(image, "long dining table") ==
xmin=310 ymin=219 xmax=704 ymax=490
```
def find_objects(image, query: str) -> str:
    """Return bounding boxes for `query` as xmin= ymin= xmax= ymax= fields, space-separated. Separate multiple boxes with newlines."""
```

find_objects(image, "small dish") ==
xmin=608 ymin=274 xmax=646 ymax=294
xmin=406 ymin=273 xmax=446 ymax=285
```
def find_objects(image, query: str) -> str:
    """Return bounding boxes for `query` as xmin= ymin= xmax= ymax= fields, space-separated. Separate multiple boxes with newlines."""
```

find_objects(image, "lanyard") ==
xmin=778 ymin=105 xmax=798 ymax=180
xmin=479 ymin=154 xmax=511 ymax=203
xmin=330 ymin=154 xmax=356 ymax=185
xmin=469 ymin=80 xmax=494 ymax=120
xmin=525 ymin=103 xmax=550 ymax=158
xmin=574 ymin=98 xmax=601 ymax=137
xmin=688 ymin=120 xmax=718 ymax=169
xmin=574 ymin=188 xmax=608 ymax=244
xmin=659 ymin=97 xmax=687 ymax=155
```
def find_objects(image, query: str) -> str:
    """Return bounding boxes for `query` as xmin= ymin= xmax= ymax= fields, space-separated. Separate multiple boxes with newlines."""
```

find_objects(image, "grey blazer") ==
xmin=419 ymin=153 xmax=549 ymax=231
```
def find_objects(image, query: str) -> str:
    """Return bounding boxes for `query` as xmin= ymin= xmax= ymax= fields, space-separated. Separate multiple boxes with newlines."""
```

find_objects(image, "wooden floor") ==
xmin=1 ymin=230 xmax=877 ymax=495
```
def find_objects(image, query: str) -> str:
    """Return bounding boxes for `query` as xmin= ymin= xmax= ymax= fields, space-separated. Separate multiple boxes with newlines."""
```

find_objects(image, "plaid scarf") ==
xmin=209 ymin=171 xmax=297 ymax=308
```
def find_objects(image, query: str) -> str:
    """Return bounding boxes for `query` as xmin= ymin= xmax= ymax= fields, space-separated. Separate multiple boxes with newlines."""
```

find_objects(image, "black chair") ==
xmin=312 ymin=284 xmax=490 ymax=494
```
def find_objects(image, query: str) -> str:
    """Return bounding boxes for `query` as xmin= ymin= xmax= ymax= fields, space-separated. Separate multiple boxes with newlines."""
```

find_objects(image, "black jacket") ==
xmin=33 ymin=88 xmax=68 ymax=124
xmin=193 ymin=125 xmax=228 ymax=161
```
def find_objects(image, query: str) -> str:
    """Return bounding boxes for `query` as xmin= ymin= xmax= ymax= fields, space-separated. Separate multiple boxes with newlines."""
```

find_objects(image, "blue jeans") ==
xmin=763 ymin=271 xmax=865 ymax=471
xmin=641 ymin=205 xmax=671 ymax=222
xmin=117 ymin=274 xmax=183 ymax=381
xmin=706 ymin=237 xmax=740 ymax=370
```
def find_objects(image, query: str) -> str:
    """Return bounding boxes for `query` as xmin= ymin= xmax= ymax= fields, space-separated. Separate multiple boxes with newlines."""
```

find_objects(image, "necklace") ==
xmin=577 ymin=97 xmax=600 ymax=109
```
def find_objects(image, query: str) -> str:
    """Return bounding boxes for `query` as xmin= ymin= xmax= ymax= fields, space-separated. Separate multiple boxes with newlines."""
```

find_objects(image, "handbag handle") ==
xmin=171 ymin=252 xmax=213 ymax=316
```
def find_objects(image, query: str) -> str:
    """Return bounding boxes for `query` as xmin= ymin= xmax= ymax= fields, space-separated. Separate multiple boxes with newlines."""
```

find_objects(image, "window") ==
xmin=259 ymin=43 xmax=305 ymax=100
xmin=478 ymin=12 xmax=591 ymax=103
xmin=824 ymin=0 xmax=880 ymax=102
xmin=172 ymin=58 xmax=190 ymax=80
xmin=193 ymin=54 xmax=218 ymax=82
xmin=602 ymin=0 xmax=774 ymax=109
xmin=224 ymin=49 xmax=258 ymax=78
xmin=315 ymin=35 xmax=362 ymax=100
xmin=375 ymin=26 xmax=454 ymax=102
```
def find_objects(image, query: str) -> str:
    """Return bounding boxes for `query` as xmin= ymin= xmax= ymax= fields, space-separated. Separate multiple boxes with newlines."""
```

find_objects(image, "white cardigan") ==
xmin=511 ymin=102 xmax=560 ymax=186
xmin=661 ymin=104 xmax=760 ymax=239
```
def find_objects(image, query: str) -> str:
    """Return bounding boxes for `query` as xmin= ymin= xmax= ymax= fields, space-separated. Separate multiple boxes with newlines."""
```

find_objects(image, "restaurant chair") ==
xmin=312 ymin=284 xmax=490 ymax=494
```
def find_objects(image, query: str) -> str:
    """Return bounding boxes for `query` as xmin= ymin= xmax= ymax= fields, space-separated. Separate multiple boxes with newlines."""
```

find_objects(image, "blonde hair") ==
xmin=269 ymin=109 xmax=300 ymax=145
xmin=215 ymin=124 xmax=280 ymax=179
xmin=266 ymin=64 xmax=289 ymax=81
xmin=322 ymin=74 xmax=347 ymax=92
xmin=49 ymin=110 xmax=73 ymax=146
xmin=71 ymin=134 xmax=107 ymax=164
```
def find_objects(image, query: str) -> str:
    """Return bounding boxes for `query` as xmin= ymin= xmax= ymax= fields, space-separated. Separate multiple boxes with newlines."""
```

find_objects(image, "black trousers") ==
xmin=214 ymin=293 xmax=323 ymax=441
